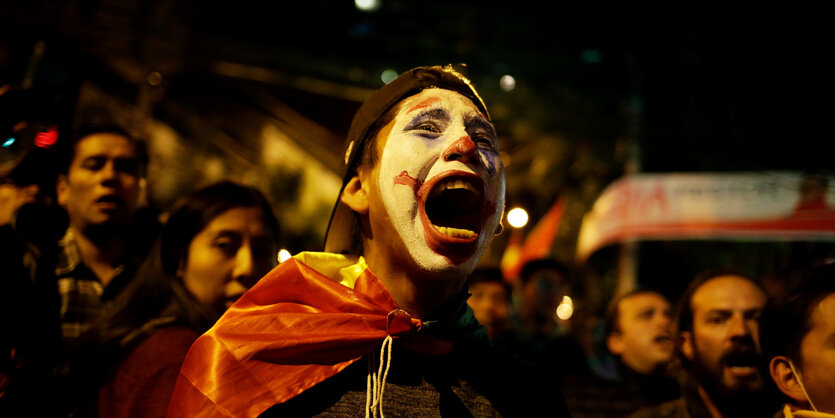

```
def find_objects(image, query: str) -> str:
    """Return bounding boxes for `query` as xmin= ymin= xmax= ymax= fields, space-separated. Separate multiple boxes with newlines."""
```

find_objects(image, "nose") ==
xmin=728 ymin=314 xmax=750 ymax=339
xmin=232 ymin=245 xmax=255 ymax=286
xmin=443 ymin=136 xmax=478 ymax=165
xmin=100 ymin=161 xmax=118 ymax=185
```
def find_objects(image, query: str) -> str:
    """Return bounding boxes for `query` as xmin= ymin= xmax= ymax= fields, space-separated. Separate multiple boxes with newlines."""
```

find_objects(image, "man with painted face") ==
xmin=630 ymin=271 xmax=779 ymax=418
xmin=168 ymin=65 xmax=570 ymax=417
xmin=760 ymin=262 xmax=835 ymax=417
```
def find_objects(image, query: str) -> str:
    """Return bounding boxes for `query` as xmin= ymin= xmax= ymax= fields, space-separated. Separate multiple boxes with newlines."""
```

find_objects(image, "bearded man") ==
xmin=630 ymin=271 xmax=779 ymax=418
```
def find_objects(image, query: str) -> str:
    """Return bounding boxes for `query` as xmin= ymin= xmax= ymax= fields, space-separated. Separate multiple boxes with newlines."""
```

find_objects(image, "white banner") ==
xmin=576 ymin=172 xmax=835 ymax=261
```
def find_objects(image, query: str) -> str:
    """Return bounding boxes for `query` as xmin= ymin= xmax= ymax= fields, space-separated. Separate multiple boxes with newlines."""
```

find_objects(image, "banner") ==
xmin=576 ymin=172 xmax=835 ymax=261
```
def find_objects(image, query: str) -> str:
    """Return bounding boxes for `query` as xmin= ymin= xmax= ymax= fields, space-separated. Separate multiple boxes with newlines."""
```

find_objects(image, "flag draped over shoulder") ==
xmin=167 ymin=252 xmax=484 ymax=418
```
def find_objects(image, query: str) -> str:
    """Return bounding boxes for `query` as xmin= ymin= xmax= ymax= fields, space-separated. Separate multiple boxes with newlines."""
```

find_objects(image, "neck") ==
xmin=71 ymin=225 xmax=126 ymax=286
xmin=362 ymin=241 xmax=465 ymax=320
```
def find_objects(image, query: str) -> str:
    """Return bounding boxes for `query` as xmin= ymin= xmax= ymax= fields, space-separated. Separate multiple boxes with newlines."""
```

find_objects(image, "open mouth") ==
xmin=423 ymin=175 xmax=485 ymax=240
xmin=724 ymin=351 xmax=760 ymax=377
xmin=653 ymin=334 xmax=673 ymax=344
xmin=96 ymin=195 xmax=123 ymax=208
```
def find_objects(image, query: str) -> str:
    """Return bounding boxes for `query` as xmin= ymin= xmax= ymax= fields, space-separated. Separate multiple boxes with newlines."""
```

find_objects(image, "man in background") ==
xmin=631 ymin=271 xmax=777 ymax=417
xmin=760 ymin=262 xmax=835 ymax=416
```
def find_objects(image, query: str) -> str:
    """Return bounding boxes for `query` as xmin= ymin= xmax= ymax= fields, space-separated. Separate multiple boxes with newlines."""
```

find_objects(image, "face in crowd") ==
xmin=57 ymin=132 xmax=141 ymax=233
xmin=520 ymin=266 xmax=567 ymax=327
xmin=770 ymin=292 xmax=835 ymax=413
xmin=468 ymin=279 xmax=510 ymax=338
xmin=607 ymin=291 xmax=674 ymax=374
xmin=358 ymin=88 xmax=505 ymax=277
xmin=178 ymin=206 xmax=278 ymax=315
xmin=681 ymin=275 xmax=768 ymax=397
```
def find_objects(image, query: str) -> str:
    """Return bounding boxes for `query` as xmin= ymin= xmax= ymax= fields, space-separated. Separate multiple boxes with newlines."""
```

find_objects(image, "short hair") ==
xmin=759 ymin=262 xmax=835 ymax=368
xmin=605 ymin=289 xmax=667 ymax=336
xmin=518 ymin=258 xmax=569 ymax=286
xmin=676 ymin=268 xmax=764 ymax=334
xmin=61 ymin=121 xmax=148 ymax=176
xmin=467 ymin=267 xmax=511 ymax=301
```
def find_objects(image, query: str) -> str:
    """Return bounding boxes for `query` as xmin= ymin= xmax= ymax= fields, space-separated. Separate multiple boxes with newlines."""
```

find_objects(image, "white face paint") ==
xmin=376 ymin=88 xmax=506 ymax=274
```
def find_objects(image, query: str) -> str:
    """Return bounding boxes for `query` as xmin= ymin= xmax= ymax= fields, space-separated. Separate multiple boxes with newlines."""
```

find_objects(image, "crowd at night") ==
xmin=3 ymin=2 xmax=835 ymax=417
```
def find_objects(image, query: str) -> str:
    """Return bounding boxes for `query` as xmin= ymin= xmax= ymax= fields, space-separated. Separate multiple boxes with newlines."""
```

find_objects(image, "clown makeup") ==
xmin=376 ymin=88 xmax=505 ymax=274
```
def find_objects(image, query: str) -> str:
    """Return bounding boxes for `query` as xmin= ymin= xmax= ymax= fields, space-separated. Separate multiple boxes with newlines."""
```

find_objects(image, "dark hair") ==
xmin=676 ymin=268 xmax=763 ymax=334
xmin=60 ymin=119 xmax=148 ymax=176
xmin=518 ymin=258 xmax=569 ymax=285
xmin=467 ymin=267 xmax=511 ymax=301
xmin=160 ymin=181 xmax=280 ymax=276
xmin=605 ymin=289 xmax=667 ymax=336
xmin=87 ymin=182 xmax=280 ymax=373
xmin=759 ymin=262 xmax=835 ymax=368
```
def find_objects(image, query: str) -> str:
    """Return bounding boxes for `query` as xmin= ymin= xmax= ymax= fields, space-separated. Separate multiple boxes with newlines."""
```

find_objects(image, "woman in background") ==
xmin=89 ymin=181 xmax=280 ymax=418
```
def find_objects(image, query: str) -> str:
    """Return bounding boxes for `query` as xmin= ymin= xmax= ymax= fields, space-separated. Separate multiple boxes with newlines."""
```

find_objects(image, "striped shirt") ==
xmin=55 ymin=229 xmax=135 ymax=344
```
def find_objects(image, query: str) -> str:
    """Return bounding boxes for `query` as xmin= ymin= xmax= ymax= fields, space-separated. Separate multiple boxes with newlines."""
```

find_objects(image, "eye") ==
xmin=81 ymin=157 xmax=106 ymax=171
xmin=412 ymin=121 xmax=441 ymax=134
xmin=472 ymin=133 xmax=495 ymax=150
xmin=212 ymin=238 xmax=239 ymax=256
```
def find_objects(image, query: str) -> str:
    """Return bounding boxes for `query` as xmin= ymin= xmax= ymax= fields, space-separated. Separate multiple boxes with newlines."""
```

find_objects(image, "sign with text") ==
xmin=576 ymin=172 xmax=835 ymax=261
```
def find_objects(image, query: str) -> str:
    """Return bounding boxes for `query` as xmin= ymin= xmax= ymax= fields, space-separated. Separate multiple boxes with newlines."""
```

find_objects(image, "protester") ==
xmin=49 ymin=118 xmax=162 ymax=416
xmin=760 ymin=262 xmax=835 ymax=416
xmin=605 ymin=290 xmax=676 ymax=379
xmin=466 ymin=266 xmax=514 ymax=344
xmin=168 ymin=65 xmax=571 ymax=417
xmin=565 ymin=289 xmax=680 ymax=417
xmin=511 ymin=258 xmax=589 ymax=384
xmin=84 ymin=181 xmax=280 ymax=418
xmin=54 ymin=121 xmax=151 ymax=346
xmin=630 ymin=271 xmax=777 ymax=418
xmin=0 ymin=90 xmax=68 ymax=416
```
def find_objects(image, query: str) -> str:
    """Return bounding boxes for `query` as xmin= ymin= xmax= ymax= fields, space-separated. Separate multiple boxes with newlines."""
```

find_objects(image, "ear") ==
xmin=56 ymin=174 xmax=69 ymax=206
xmin=680 ymin=330 xmax=694 ymax=360
xmin=340 ymin=174 xmax=369 ymax=215
xmin=770 ymin=356 xmax=808 ymax=404
xmin=607 ymin=332 xmax=624 ymax=356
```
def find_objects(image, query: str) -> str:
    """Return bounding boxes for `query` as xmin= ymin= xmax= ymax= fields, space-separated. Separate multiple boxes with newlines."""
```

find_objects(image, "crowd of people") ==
xmin=1 ymin=65 xmax=833 ymax=417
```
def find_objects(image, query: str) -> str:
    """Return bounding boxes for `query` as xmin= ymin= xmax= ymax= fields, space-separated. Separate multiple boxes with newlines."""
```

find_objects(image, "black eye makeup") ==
xmin=466 ymin=117 xmax=498 ymax=151
xmin=404 ymin=108 xmax=450 ymax=137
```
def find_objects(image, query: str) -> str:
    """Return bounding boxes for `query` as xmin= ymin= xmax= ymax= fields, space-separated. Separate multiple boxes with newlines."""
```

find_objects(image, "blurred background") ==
xmin=2 ymin=1 xmax=833 ymax=309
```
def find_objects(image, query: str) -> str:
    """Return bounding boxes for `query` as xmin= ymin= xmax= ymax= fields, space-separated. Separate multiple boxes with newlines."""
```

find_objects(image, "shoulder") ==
xmin=628 ymin=397 xmax=688 ymax=418
xmin=456 ymin=340 xmax=572 ymax=417
xmin=120 ymin=326 xmax=200 ymax=377
xmin=98 ymin=326 xmax=200 ymax=418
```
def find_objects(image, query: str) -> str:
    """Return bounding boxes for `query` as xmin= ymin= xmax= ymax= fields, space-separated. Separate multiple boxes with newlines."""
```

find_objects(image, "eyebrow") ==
xmin=405 ymin=108 xmax=450 ymax=128
xmin=465 ymin=115 xmax=497 ymax=138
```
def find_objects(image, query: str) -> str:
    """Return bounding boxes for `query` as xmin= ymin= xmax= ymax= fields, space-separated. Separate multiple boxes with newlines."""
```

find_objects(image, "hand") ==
xmin=0 ymin=182 xmax=39 ymax=226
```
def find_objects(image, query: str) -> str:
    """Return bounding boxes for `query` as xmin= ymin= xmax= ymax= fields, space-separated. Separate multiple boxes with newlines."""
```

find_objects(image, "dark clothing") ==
xmin=628 ymin=377 xmax=777 ymax=418
xmin=98 ymin=325 xmax=199 ymax=418
xmin=565 ymin=363 xmax=680 ymax=417
xmin=264 ymin=339 xmax=570 ymax=417
xmin=0 ymin=224 xmax=62 ymax=417
xmin=504 ymin=330 xmax=592 ymax=386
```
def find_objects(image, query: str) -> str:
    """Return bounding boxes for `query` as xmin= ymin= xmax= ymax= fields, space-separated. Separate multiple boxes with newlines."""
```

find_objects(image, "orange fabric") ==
xmin=167 ymin=257 xmax=423 ymax=418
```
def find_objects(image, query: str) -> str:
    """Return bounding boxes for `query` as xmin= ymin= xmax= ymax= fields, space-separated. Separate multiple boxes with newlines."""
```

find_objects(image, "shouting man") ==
xmin=169 ymin=65 xmax=570 ymax=417
xmin=631 ymin=271 xmax=778 ymax=418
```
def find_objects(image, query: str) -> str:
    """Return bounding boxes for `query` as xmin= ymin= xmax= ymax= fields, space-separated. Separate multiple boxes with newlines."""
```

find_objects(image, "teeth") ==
xmin=436 ymin=179 xmax=478 ymax=194
xmin=436 ymin=226 xmax=478 ymax=239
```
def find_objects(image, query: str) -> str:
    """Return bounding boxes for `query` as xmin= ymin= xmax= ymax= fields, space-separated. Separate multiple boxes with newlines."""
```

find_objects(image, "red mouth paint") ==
xmin=394 ymin=171 xmax=423 ymax=193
